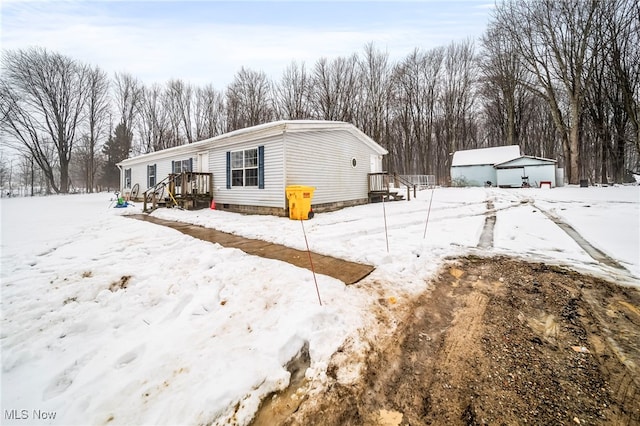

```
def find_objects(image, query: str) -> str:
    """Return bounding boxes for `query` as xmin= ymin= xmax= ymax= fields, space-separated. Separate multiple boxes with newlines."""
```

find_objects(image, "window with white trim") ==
xmin=147 ymin=164 xmax=156 ymax=187
xmin=172 ymin=159 xmax=192 ymax=174
xmin=231 ymin=148 xmax=258 ymax=187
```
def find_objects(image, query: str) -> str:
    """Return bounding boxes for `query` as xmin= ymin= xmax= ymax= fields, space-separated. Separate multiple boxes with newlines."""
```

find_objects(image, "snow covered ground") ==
xmin=1 ymin=186 xmax=638 ymax=425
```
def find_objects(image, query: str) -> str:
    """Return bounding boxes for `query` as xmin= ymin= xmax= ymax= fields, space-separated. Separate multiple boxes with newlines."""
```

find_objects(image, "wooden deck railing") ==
xmin=368 ymin=172 xmax=417 ymax=202
xmin=368 ymin=172 xmax=390 ymax=193
xmin=143 ymin=172 xmax=213 ymax=212
xmin=168 ymin=172 xmax=213 ymax=198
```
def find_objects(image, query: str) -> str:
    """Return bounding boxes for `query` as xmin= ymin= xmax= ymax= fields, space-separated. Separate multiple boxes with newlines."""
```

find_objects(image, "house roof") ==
xmin=118 ymin=120 xmax=387 ymax=166
xmin=494 ymin=155 xmax=557 ymax=168
xmin=451 ymin=145 xmax=521 ymax=167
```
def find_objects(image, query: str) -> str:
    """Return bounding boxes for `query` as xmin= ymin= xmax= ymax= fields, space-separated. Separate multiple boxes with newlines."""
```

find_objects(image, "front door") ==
xmin=197 ymin=152 xmax=209 ymax=173
xmin=370 ymin=154 xmax=382 ymax=172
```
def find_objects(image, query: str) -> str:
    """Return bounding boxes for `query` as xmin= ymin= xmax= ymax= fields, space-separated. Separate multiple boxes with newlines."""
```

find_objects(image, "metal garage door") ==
xmin=497 ymin=167 xmax=525 ymax=187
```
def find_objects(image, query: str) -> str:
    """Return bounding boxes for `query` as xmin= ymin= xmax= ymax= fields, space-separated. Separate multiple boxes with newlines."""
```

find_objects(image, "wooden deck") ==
xmin=143 ymin=172 xmax=213 ymax=212
xmin=368 ymin=172 xmax=416 ymax=203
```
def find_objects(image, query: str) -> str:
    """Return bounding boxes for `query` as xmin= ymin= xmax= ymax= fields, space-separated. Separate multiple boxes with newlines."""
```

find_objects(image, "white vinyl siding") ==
xmin=210 ymin=135 xmax=285 ymax=208
xmin=118 ymin=121 xmax=388 ymax=209
xmin=127 ymin=155 xmax=194 ymax=193
xmin=284 ymin=129 xmax=373 ymax=205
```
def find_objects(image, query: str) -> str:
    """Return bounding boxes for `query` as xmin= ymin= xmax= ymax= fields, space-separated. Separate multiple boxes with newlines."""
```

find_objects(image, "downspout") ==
xmin=116 ymin=164 xmax=123 ymax=192
xmin=282 ymin=123 xmax=288 ymax=211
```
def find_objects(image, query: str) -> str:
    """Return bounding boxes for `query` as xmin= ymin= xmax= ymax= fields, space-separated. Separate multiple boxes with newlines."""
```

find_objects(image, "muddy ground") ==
xmin=251 ymin=256 xmax=640 ymax=426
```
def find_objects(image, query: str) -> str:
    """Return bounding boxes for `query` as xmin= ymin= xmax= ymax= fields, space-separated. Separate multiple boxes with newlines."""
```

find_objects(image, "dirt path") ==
xmin=477 ymin=199 xmax=496 ymax=249
xmin=255 ymin=256 xmax=640 ymax=426
xmin=126 ymin=214 xmax=374 ymax=284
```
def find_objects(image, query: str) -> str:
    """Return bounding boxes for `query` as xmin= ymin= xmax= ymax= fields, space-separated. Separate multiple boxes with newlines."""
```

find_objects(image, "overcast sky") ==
xmin=1 ymin=1 xmax=493 ymax=88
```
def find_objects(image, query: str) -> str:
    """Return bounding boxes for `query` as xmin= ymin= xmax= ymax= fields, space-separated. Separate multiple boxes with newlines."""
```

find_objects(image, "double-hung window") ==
xmin=172 ymin=159 xmax=193 ymax=187
xmin=147 ymin=164 xmax=156 ymax=188
xmin=231 ymin=148 xmax=258 ymax=187
xmin=172 ymin=159 xmax=192 ymax=174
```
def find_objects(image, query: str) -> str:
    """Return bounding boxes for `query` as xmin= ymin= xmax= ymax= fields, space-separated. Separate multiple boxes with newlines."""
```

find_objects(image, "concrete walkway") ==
xmin=127 ymin=215 xmax=375 ymax=284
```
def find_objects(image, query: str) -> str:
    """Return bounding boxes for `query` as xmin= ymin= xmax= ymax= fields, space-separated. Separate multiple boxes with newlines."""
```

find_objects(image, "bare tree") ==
xmin=518 ymin=94 xmax=560 ymax=160
xmin=390 ymin=47 xmax=444 ymax=175
xmin=357 ymin=43 xmax=392 ymax=153
xmin=581 ymin=0 xmax=640 ymax=183
xmin=494 ymin=0 xmax=600 ymax=184
xmin=0 ymin=48 xmax=89 ymax=193
xmin=226 ymin=67 xmax=274 ymax=131
xmin=606 ymin=0 xmax=640 ymax=164
xmin=437 ymin=40 xmax=477 ymax=179
xmin=0 ymin=149 xmax=11 ymax=194
xmin=162 ymin=83 xmax=184 ymax=148
xmin=81 ymin=65 xmax=110 ymax=192
xmin=274 ymin=61 xmax=312 ymax=120
xmin=113 ymin=72 xmax=143 ymax=155
xmin=311 ymin=55 xmax=360 ymax=122
xmin=480 ymin=23 xmax=534 ymax=147
xmin=138 ymin=83 xmax=168 ymax=152
xmin=165 ymin=79 xmax=195 ymax=144
xmin=194 ymin=84 xmax=225 ymax=140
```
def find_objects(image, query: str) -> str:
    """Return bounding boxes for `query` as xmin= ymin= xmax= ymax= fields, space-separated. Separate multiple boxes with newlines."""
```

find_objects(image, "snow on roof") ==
xmin=451 ymin=145 xmax=521 ymax=167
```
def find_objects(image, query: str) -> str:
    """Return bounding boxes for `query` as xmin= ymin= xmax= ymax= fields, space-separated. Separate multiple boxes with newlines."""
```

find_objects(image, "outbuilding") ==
xmin=495 ymin=156 xmax=557 ymax=188
xmin=450 ymin=145 xmax=521 ymax=187
xmin=118 ymin=120 xmax=388 ymax=215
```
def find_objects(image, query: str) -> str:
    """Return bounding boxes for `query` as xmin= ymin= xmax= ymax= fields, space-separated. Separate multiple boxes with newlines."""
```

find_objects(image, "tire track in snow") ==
xmin=494 ymin=190 xmax=627 ymax=271
xmin=533 ymin=204 xmax=625 ymax=270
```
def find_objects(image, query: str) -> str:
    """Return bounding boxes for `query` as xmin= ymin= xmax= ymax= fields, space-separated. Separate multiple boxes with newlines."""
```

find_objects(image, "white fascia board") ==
xmin=117 ymin=120 xmax=388 ymax=167
xmin=494 ymin=155 xmax=557 ymax=168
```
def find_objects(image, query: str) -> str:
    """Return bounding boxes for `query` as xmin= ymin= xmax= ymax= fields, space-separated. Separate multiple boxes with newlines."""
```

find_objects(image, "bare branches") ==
xmin=311 ymin=55 xmax=360 ymax=122
xmin=3 ymin=1 xmax=639 ymax=193
xmin=1 ymin=48 xmax=90 ymax=193
xmin=274 ymin=61 xmax=312 ymax=120
xmin=226 ymin=67 xmax=274 ymax=131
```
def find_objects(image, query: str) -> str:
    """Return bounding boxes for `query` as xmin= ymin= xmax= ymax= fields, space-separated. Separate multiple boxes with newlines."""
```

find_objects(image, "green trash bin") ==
xmin=286 ymin=185 xmax=315 ymax=220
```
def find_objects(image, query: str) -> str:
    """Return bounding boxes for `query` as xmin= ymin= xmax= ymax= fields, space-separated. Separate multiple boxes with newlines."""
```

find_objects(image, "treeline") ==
xmin=1 ymin=0 xmax=638 ymax=194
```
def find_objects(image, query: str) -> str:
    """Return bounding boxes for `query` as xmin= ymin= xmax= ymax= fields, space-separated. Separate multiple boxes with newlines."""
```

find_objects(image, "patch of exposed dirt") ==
xmin=109 ymin=275 xmax=131 ymax=292
xmin=258 ymin=256 xmax=640 ymax=426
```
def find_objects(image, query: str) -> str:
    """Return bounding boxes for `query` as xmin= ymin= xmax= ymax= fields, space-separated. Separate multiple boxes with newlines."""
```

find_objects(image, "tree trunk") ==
xmin=600 ymin=136 xmax=608 ymax=184
xmin=59 ymin=159 xmax=70 ymax=193
xmin=568 ymin=101 xmax=582 ymax=184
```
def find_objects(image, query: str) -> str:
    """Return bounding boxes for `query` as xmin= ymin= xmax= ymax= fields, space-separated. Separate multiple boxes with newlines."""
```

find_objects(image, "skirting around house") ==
xmin=215 ymin=198 xmax=370 ymax=217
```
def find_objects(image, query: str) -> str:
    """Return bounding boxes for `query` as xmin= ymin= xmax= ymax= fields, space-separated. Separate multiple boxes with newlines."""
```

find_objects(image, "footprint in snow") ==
xmin=162 ymin=294 xmax=194 ymax=322
xmin=42 ymin=350 xmax=96 ymax=400
xmin=114 ymin=345 xmax=145 ymax=369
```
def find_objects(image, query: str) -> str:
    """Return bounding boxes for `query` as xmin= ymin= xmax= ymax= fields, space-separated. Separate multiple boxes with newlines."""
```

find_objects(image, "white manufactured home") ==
xmin=117 ymin=120 xmax=388 ymax=215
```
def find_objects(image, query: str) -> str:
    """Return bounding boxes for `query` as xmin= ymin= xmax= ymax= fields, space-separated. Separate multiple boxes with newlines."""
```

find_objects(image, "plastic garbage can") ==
xmin=286 ymin=185 xmax=315 ymax=220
